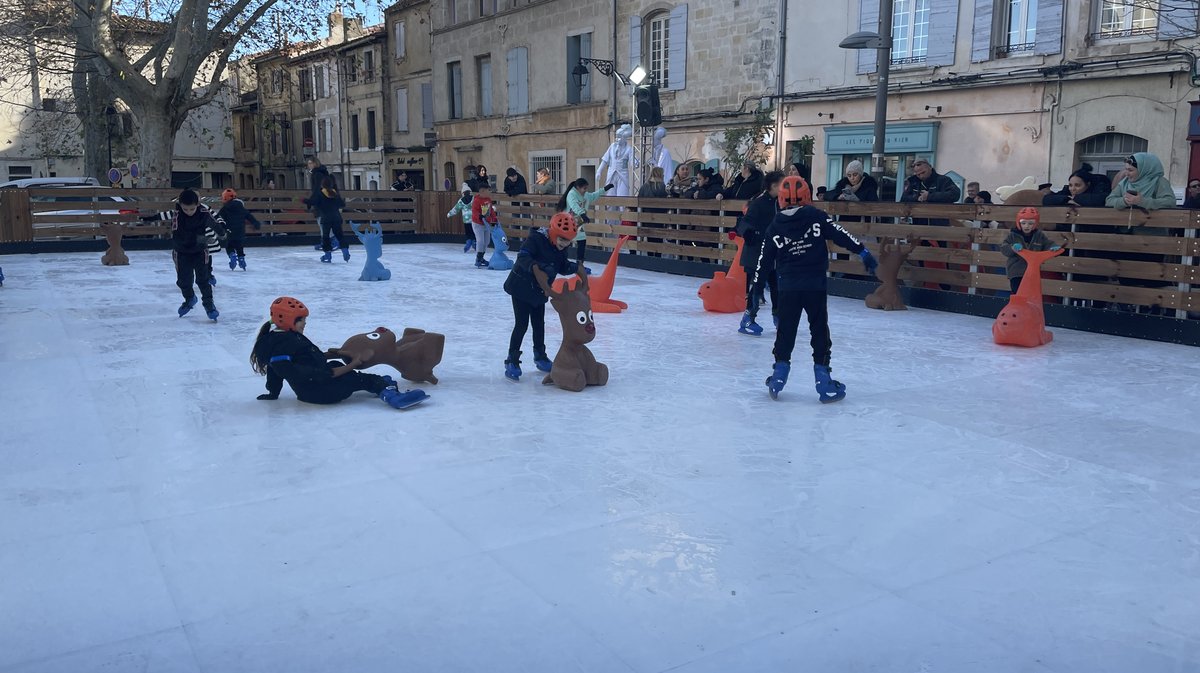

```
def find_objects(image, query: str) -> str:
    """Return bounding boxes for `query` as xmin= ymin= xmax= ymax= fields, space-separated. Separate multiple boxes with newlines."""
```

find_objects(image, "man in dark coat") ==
xmin=900 ymin=159 xmax=960 ymax=204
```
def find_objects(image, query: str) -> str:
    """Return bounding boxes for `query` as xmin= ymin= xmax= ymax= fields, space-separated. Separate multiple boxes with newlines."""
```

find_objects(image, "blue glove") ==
xmin=1011 ymin=242 xmax=1023 ymax=251
xmin=859 ymin=249 xmax=878 ymax=276
xmin=1050 ymin=245 xmax=1061 ymax=251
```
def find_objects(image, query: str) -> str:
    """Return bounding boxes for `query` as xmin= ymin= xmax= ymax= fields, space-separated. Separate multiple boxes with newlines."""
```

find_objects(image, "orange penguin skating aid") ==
xmin=992 ymin=247 xmax=1065 ymax=347
xmin=697 ymin=235 xmax=748 ymax=313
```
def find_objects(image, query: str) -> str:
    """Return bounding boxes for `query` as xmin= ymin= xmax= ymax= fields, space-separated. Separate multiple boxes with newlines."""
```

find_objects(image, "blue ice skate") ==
xmin=228 ymin=251 xmax=238 ymax=270
xmin=738 ymin=312 xmax=763 ymax=336
xmin=505 ymin=352 xmax=522 ymax=381
xmin=177 ymin=296 xmax=198 ymax=317
xmin=237 ymin=255 xmax=246 ymax=270
xmin=203 ymin=301 xmax=219 ymax=322
xmin=321 ymin=251 xmax=332 ymax=263
xmin=533 ymin=351 xmax=552 ymax=373
xmin=766 ymin=361 xmax=790 ymax=400
xmin=380 ymin=386 xmax=428 ymax=410
xmin=813 ymin=364 xmax=846 ymax=404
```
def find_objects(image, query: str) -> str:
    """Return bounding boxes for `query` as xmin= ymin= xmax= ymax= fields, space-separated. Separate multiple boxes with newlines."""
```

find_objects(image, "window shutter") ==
xmin=421 ymin=83 xmax=433 ymax=129
xmin=630 ymin=15 xmax=643 ymax=71
xmin=396 ymin=22 xmax=407 ymax=59
xmin=507 ymin=49 xmax=520 ymax=114
xmin=857 ymin=0 xmax=878 ymax=74
xmin=970 ymin=0 xmax=994 ymax=62
xmin=666 ymin=4 xmax=688 ymax=90
xmin=1157 ymin=0 xmax=1198 ymax=39
xmin=507 ymin=47 xmax=529 ymax=114
xmin=580 ymin=32 xmax=592 ymax=101
xmin=1035 ymin=0 xmax=1065 ymax=54
xmin=395 ymin=88 xmax=409 ymax=132
xmin=926 ymin=0 xmax=959 ymax=66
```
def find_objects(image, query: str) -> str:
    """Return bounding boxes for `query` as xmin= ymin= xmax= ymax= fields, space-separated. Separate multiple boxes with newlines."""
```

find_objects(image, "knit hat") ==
xmin=270 ymin=296 xmax=309 ymax=331
xmin=846 ymin=160 xmax=865 ymax=174
xmin=548 ymin=212 xmax=578 ymax=244
xmin=221 ymin=188 xmax=237 ymax=202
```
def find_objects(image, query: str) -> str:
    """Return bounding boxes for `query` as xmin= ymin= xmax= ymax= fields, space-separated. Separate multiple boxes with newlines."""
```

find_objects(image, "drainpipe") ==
xmin=774 ymin=0 xmax=787 ymax=171
xmin=612 ymin=0 xmax=619 ymax=127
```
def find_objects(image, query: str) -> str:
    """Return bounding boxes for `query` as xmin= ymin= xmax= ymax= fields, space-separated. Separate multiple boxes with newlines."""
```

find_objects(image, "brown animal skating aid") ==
xmin=865 ymin=238 xmax=918 ymax=311
xmin=534 ymin=265 xmax=609 ymax=392
xmin=328 ymin=326 xmax=445 ymax=384
xmin=100 ymin=223 xmax=129 ymax=266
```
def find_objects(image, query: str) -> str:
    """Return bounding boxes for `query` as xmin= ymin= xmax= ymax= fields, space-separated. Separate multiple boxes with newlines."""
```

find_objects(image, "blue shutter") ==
xmin=1035 ymin=0 xmax=1064 ymax=54
xmin=857 ymin=0 xmax=879 ymax=74
xmin=630 ymin=15 xmax=643 ymax=72
xmin=925 ymin=0 xmax=959 ymax=67
xmin=507 ymin=49 xmax=525 ymax=114
xmin=517 ymin=47 xmax=529 ymax=113
xmin=971 ymin=0 xmax=994 ymax=62
xmin=1157 ymin=0 xmax=1199 ymax=39
xmin=667 ymin=4 xmax=688 ymax=90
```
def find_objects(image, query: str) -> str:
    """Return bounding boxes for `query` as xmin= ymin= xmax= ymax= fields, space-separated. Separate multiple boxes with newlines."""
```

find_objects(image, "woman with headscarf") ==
xmin=1105 ymin=153 xmax=1176 ymax=211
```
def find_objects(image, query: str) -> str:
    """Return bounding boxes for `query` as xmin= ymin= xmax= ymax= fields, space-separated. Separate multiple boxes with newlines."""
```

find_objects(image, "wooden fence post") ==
xmin=0 ymin=190 xmax=33 ymax=242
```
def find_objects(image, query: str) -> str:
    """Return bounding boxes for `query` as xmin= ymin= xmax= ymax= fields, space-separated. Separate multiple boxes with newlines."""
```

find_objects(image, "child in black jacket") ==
xmin=748 ymin=176 xmax=877 ymax=403
xmin=250 ymin=297 xmax=428 ymax=409
xmin=171 ymin=189 xmax=227 ymax=320
xmin=303 ymin=175 xmax=349 ymax=263
xmin=735 ymin=170 xmax=784 ymax=334
xmin=1000 ymin=207 xmax=1061 ymax=293
xmin=217 ymin=188 xmax=261 ymax=270
xmin=501 ymin=213 xmax=580 ymax=380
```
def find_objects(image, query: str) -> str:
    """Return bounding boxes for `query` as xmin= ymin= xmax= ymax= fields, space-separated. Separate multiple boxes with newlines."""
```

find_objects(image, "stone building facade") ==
xmin=383 ymin=0 xmax=435 ymax=190
xmin=780 ymin=0 xmax=1200 ymax=200
xmin=430 ymin=0 xmax=616 ymax=192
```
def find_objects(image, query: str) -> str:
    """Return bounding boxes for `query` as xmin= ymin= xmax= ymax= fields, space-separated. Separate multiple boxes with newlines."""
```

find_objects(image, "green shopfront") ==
xmin=823 ymin=122 xmax=961 ymax=202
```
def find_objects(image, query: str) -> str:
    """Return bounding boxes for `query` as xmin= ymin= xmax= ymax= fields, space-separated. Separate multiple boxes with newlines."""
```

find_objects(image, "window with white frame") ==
xmin=648 ymin=13 xmax=670 ymax=87
xmin=270 ymin=69 xmax=283 ymax=95
xmin=529 ymin=150 xmax=566 ymax=190
xmin=448 ymin=62 xmax=464 ymax=119
xmin=319 ymin=118 xmax=333 ymax=152
xmin=315 ymin=65 xmax=328 ymax=98
xmin=395 ymin=87 xmax=409 ymax=131
xmin=395 ymin=21 xmax=406 ymax=59
xmin=363 ymin=50 xmax=376 ymax=81
xmin=891 ymin=0 xmax=931 ymax=64
xmin=1097 ymin=0 xmax=1158 ymax=37
xmin=1000 ymin=0 xmax=1038 ymax=54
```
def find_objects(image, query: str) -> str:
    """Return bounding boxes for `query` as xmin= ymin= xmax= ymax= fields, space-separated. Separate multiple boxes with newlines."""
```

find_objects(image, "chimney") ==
xmin=328 ymin=10 xmax=345 ymax=44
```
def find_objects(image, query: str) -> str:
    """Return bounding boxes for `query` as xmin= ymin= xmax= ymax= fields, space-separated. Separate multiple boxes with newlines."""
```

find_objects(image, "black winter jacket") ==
xmin=303 ymin=188 xmax=345 ymax=224
xmin=723 ymin=170 xmax=764 ymax=200
xmin=750 ymin=205 xmax=865 ymax=292
xmin=216 ymin=199 xmax=261 ymax=239
xmin=308 ymin=165 xmax=331 ymax=203
xmin=257 ymin=330 xmax=341 ymax=402
xmin=900 ymin=171 xmax=960 ymax=203
xmin=504 ymin=174 xmax=528 ymax=197
xmin=823 ymin=174 xmax=880 ymax=203
xmin=735 ymin=193 xmax=778 ymax=272
xmin=171 ymin=205 xmax=227 ymax=255
xmin=503 ymin=228 xmax=578 ymax=305
xmin=685 ymin=174 xmax=725 ymax=200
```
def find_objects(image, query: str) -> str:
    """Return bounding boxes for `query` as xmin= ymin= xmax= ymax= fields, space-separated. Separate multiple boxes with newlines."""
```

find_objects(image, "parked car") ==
xmin=0 ymin=177 xmax=101 ymax=189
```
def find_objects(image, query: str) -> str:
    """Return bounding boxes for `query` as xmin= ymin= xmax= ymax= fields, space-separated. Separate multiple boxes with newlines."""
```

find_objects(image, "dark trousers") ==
xmin=225 ymin=240 xmax=245 ymax=257
xmin=576 ymin=239 xmax=587 ymax=264
xmin=746 ymin=272 xmax=779 ymax=314
xmin=174 ymin=251 xmax=213 ymax=303
xmin=1009 ymin=276 xmax=1023 ymax=293
xmin=298 ymin=370 xmax=390 ymax=405
xmin=320 ymin=218 xmax=348 ymax=253
xmin=773 ymin=289 xmax=832 ymax=367
xmin=509 ymin=297 xmax=546 ymax=359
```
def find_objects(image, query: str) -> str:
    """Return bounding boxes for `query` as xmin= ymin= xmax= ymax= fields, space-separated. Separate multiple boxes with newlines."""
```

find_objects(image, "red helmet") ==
xmin=1017 ymin=207 xmax=1040 ymax=226
xmin=270 ymin=296 xmax=309 ymax=331
xmin=778 ymin=176 xmax=812 ymax=209
xmin=548 ymin=212 xmax=578 ymax=244
xmin=221 ymin=188 xmax=237 ymax=202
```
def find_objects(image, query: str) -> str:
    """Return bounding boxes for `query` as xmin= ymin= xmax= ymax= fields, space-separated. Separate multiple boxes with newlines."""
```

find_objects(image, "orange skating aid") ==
xmin=697 ymin=236 xmax=748 ymax=313
xmin=552 ymin=235 xmax=631 ymax=313
xmin=992 ymin=248 xmax=1064 ymax=347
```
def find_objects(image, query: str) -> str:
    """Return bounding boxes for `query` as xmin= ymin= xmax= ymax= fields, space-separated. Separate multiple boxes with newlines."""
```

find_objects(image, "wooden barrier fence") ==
xmin=2 ymin=187 xmax=1197 ymax=318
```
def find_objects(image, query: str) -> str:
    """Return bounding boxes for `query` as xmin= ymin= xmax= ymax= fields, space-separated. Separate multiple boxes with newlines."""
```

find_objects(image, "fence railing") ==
xmin=2 ymin=188 xmax=1197 ymax=318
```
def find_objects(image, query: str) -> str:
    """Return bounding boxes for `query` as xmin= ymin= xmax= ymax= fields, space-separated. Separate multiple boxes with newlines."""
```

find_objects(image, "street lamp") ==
xmin=574 ymin=58 xmax=633 ymax=91
xmin=629 ymin=66 xmax=648 ymax=86
xmin=839 ymin=0 xmax=894 ymax=199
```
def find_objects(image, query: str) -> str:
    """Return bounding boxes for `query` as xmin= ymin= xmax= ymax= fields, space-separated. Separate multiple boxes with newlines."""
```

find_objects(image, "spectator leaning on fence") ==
xmin=531 ymin=168 xmax=557 ymax=196
xmin=667 ymin=164 xmax=695 ymax=198
xmin=823 ymin=160 xmax=879 ymax=206
xmin=1043 ymin=163 xmax=1110 ymax=208
xmin=504 ymin=167 xmax=528 ymax=197
xmin=1185 ymin=178 xmax=1200 ymax=209
xmin=900 ymin=159 xmax=960 ymax=204
xmin=1106 ymin=153 xmax=1176 ymax=211
xmin=720 ymin=162 xmax=764 ymax=201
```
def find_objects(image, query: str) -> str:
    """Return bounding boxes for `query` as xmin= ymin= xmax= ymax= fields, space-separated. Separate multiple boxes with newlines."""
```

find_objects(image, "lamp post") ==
xmin=839 ymin=0 xmax=894 ymax=200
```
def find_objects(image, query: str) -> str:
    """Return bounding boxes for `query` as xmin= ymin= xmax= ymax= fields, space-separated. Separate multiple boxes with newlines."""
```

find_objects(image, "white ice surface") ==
xmin=0 ymin=244 xmax=1198 ymax=673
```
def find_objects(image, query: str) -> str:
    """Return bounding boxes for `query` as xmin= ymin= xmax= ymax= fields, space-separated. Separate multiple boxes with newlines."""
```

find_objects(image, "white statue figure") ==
xmin=598 ymin=124 xmax=634 ymax=198
xmin=651 ymin=127 xmax=674 ymax=180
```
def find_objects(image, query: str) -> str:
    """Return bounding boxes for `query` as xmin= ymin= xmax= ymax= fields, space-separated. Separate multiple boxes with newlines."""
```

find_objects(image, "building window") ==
xmin=506 ymin=47 xmax=528 ymax=114
xmin=270 ymin=70 xmax=283 ymax=95
xmin=647 ymin=13 xmax=670 ymax=87
xmin=478 ymin=0 xmax=497 ymax=17
xmin=298 ymin=67 xmax=313 ymax=101
xmin=353 ymin=174 xmax=362 ymax=190
xmin=301 ymin=119 xmax=315 ymax=153
xmin=351 ymin=113 xmax=360 ymax=149
xmin=42 ymin=98 xmax=58 ymax=112
xmin=1078 ymin=132 xmax=1148 ymax=181
xmin=1097 ymin=0 xmax=1158 ymax=37
xmin=395 ymin=88 xmax=409 ymax=131
xmin=892 ymin=0 xmax=931 ymax=64
xmin=529 ymin=151 xmax=565 ymax=190
xmin=363 ymin=50 xmax=376 ymax=81
xmin=395 ymin=21 xmax=406 ymax=59
xmin=7 ymin=165 xmax=32 ymax=181
xmin=566 ymin=32 xmax=592 ymax=104
xmin=239 ymin=116 xmax=255 ymax=150
xmin=444 ymin=161 xmax=457 ymax=189
xmin=448 ymin=61 xmax=463 ymax=119
xmin=315 ymin=65 xmax=327 ymax=98
xmin=421 ymin=82 xmax=434 ymax=129
xmin=998 ymin=0 xmax=1038 ymax=55
xmin=367 ymin=109 xmax=377 ymax=148
xmin=448 ymin=0 xmax=457 ymax=24
xmin=280 ymin=115 xmax=291 ymax=155
xmin=346 ymin=57 xmax=358 ymax=84
xmin=476 ymin=55 xmax=493 ymax=116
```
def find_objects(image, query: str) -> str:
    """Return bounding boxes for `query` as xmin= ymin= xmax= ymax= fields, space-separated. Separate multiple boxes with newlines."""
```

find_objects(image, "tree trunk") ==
xmin=134 ymin=104 xmax=182 ymax=189
xmin=72 ymin=66 xmax=112 ymax=181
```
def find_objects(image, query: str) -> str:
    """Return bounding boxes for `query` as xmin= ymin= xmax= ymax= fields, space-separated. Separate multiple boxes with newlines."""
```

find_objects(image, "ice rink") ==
xmin=1 ymin=243 xmax=1198 ymax=672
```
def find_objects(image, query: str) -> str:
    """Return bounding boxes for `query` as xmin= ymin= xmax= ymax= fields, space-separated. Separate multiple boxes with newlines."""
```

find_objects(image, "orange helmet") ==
xmin=270 ymin=296 xmax=309 ymax=331
xmin=548 ymin=212 xmax=578 ymax=244
xmin=1017 ymin=207 xmax=1040 ymax=226
xmin=221 ymin=188 xmax=237 ymax=202
xmin=778 ymin=176 xmax=812 ymax=209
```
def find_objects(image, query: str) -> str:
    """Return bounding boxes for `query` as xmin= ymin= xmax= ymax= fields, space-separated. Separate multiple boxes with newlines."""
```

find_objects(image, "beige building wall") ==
xmin=384 ymin=0 xmax=434 ymax=189
xmin=340 ymin=30 xmax=389 ymax=190
xmin=431 ymin=0 xmax=614 ymax=191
